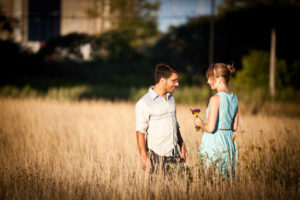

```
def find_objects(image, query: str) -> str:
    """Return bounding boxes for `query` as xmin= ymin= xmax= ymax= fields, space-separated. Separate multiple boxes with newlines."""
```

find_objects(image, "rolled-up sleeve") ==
xmin=135 ymin=100 xmax=149 ymax=134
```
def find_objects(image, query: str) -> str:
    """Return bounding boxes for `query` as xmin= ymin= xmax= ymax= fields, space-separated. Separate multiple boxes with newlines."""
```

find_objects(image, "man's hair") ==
xmin=154 ymin=63 xmax=178 ymax=83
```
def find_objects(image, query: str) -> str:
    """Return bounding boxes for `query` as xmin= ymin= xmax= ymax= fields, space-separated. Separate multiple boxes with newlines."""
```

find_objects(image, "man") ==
xmin=135 ymin=63 xmax=188 ymax=173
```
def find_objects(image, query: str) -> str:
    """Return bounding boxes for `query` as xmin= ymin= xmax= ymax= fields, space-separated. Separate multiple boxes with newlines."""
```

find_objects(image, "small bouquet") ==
xmin=190 ymin=108 xmax=201 ymax=131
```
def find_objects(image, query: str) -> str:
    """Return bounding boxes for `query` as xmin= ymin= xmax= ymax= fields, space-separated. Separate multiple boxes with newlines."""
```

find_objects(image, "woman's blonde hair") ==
xmin=206 ymin=63 xmax=235 ymax=83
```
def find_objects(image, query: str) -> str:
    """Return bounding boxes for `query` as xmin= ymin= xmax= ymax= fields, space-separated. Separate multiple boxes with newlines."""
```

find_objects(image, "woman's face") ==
xmin=207 ymin=76 xmax=217 ymax=89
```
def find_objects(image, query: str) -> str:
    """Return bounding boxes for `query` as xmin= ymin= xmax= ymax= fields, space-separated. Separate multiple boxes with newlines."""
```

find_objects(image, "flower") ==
xmin=190 ymin=108 xmax=201 ymax=117
xmin=190 ymin=108 xmax=201 ymax=131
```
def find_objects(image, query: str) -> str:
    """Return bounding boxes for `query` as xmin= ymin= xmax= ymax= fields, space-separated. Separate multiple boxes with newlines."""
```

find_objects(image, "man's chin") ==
xmin=169 ymin=88 xmax=175 ymax=93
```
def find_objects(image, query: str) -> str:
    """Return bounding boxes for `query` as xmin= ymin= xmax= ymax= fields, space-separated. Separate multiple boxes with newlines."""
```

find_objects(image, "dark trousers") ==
xmin=148 ymin=149 xmax=184 ymax=174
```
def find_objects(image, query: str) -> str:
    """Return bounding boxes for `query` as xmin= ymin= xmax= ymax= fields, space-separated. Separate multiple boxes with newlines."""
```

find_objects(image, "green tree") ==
xmin=0 ymin=6 xmax=15 ymax=40
xmin=111 ymin=0 xmax=159 ymax=32
xmin=86 ymin=0 xmax=160 ymax=59
xmin=291 ymin=60 xmax=300 ymax=89
xmin=93 ymin=30 xmax=139 ymax=61
xmin=234 ymin=50 xmax=288 ymax=89
xmin=110 ymin=0 xmax=160 ymax=53
xmin=87 ymin=0 xmax=160 ymax=43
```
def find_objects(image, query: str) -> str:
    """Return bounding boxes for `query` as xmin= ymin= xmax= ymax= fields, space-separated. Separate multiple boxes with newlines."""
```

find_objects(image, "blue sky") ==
xmin=154 ymin=0 xmax=223 ymax=32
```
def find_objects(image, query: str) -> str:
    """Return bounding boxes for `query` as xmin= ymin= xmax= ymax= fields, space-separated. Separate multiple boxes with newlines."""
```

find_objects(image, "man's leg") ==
xmin=148 ymin=150 xmax=165 ymax=174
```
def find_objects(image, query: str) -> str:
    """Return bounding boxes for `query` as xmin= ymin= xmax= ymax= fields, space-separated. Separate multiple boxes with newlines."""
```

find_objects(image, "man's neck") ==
xmin=153 ymin=84 xmax=167 ymax=99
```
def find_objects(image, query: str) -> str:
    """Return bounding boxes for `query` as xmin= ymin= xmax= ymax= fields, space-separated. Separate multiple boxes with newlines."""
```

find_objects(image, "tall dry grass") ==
xmin=0 ymin=98 xmax=299 ymax=199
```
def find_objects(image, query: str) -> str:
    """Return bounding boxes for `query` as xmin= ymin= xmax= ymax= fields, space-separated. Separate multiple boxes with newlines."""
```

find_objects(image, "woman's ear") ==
xmin=218 ymin=77 xmax=223 ymax=84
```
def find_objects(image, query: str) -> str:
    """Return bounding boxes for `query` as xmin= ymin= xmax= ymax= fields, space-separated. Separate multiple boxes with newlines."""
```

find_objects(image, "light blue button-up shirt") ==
xmin=135 ymin=86 xmax=179 ymax=156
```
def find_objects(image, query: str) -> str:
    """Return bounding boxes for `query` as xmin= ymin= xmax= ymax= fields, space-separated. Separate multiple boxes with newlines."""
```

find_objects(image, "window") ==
xmin=28 ymin=0 xmax=60 ymax=41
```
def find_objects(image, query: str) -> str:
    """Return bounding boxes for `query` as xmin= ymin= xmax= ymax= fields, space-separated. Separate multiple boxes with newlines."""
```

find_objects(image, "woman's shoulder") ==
xmin=209 ymin=94 xmax=221 ymax=104
xmin=208 ymin=95 xmax=220 ymax=109
xmin=217 ymin=91 xmax=238 ymax=99
xmin=231 ymin=92 xmax=238 ymax=101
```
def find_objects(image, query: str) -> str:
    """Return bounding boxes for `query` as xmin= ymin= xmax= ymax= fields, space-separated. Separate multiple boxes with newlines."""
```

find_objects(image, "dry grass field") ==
xmin=0 ymin=98 xmax=299 ymax=199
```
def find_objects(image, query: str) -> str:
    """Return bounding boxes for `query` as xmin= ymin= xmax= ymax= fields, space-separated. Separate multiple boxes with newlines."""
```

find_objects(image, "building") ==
xmin=0 ymin=0 xmax=111 ymax=52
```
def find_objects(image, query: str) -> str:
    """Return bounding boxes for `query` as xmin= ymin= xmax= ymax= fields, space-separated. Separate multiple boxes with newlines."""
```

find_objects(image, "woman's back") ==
xmin=216 ymin=92 xmax=238 ymax=131
xmin=204 ymin=92 xmax=238 ymax=133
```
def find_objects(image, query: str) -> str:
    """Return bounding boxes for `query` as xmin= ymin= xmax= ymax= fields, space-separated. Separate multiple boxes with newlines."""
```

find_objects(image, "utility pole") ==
xmin=198 ymin=0 xmax=206 ymax=16
xmin=269 ymin=28 xmax=276 ymax=98
xmin=208 ymin=0 xmax=215 ymax=102
xmin=172 ymin=0 xmax=178 ymax=27
xmin=269 ymin=0 xmax=278 ymax=99
xmin=209 ymin=0 xmax=215 ymax=66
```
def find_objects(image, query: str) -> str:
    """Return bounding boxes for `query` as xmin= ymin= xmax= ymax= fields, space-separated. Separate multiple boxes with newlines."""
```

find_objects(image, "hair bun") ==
xmin=227 ymin=65 xmax=235 ymax=74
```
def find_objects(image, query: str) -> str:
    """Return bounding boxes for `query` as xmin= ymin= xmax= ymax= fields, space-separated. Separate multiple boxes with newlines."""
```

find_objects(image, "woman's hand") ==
xmin=194 ymin=117 xmax=203 ymax=131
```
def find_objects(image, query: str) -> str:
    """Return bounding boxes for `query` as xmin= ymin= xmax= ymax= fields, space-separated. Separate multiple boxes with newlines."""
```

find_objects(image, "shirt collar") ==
xmin=148 ymin=86 xmax=172 ymax=100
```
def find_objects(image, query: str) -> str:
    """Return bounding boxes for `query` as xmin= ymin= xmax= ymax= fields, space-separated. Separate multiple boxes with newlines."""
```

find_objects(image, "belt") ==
xmin=148 ymin=149 xmax=183 ymax=164
xmin=217 ymin=129 xmax=232 ymax=131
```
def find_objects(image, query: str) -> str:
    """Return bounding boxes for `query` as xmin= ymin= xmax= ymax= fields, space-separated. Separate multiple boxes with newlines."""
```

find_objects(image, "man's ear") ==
xmin=160 ymin=77 xmax=166 ymax=84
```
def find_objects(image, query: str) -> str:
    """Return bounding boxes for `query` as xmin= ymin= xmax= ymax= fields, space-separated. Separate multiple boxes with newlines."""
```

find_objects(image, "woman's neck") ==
xmin=217 ymin=84 xmax=230 ymax=93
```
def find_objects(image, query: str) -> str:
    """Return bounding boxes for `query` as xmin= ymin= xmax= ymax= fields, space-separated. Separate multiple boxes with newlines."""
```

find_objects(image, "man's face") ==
xmin=163 ymin=73 xmax=179 ymax=93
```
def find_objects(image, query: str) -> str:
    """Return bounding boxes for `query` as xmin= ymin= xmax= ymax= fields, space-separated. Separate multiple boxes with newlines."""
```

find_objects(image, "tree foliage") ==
xmin=86 ymin=0 xmax=160 ymax=40
xmin=151 ymin=4 xmax=300 ymax=88
xmin=0 ymin=6 xmax=17 ymax=40
xmin=110 ymin=0 xmax=159 ymax=33
xmin=85 ymin=0 xmax=161 ymax=59
xmin=233 ymin=50 xmax=288 ymax=89
xmin=38 ymin=33 xmax=94 ymax=61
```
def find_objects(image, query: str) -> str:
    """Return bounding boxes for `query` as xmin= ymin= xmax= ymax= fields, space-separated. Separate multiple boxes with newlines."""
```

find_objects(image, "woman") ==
xmin=194 ymin=63 xmax=238 ymax=177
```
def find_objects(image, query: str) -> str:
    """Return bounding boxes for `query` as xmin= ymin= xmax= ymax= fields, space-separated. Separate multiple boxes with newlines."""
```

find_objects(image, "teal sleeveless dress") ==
xmin=199 ymin=92 xmax=238 ymax=177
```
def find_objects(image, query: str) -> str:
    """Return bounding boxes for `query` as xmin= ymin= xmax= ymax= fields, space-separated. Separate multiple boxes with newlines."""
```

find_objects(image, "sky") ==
xmin=154 ymin=0 xmax=223 ymax=32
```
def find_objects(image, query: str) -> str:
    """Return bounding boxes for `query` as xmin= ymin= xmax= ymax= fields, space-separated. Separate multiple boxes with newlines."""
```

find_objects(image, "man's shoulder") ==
xmin=136 ymin=92 xmax=151 ymax=109
xmin=136 ymin=91 xmax=154 ymax=105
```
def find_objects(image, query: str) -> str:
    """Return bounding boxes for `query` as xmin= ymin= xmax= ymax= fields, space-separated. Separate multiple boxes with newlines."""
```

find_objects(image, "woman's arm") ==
xmin=232 ymin=108 xmax=239 ymax=131
xmin=194 ymin=95 xmax=220 ymax=133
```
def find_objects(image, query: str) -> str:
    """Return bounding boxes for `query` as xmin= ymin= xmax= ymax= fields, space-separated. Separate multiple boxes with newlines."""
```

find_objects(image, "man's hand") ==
xmin=141 ymin=156 xmax=152 ymax=172
xmin=177 ymin=128 xmax=188 ymax=162
xmin=136 ymin=131 xmax=152 ymax=171
xmin=181 ymin=142 xmax=188 ymax=162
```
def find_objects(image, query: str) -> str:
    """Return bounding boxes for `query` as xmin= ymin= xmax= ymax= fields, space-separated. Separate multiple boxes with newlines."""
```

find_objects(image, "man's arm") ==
xmin=136 ymin=131 xmax=152 ymax=171
xmin=177 ymin=128 xmax=188 ymax=162
xmin=135 ymin=100 xmax=151 ymax=171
